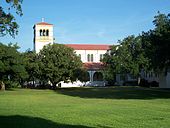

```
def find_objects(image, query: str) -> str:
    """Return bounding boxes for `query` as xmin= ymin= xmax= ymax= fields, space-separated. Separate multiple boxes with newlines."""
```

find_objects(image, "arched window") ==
xmin=91 ymin=54 xmax=93 ymax=62
xmin=40 ymin=29 xmax=42 ymax=36
xmin=87 ymin=54 xmax=94 ymax=62
xmin=87 ymin=54 xmax=90 ymax=62
xmin=46 ymin=30 xmax=49 ymax=36
xmin=43 ymin=29 xmax=46 ymax=36
xmin=100 ymin=54 xmax=104 ymax=61
xmin=93 ymin=72 xmax=103 ymax=81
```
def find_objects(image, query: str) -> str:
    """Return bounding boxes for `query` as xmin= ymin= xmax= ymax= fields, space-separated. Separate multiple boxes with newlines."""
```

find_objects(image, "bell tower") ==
xmin=33 ymin=19 xmax=54 ymax=53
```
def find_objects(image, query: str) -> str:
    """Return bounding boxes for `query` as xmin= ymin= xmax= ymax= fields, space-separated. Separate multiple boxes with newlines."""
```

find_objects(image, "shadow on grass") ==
xmin=56 ymin=87 xmax=170 ymax=100
xmin=0 ymin=115 xmax=93 ymax=128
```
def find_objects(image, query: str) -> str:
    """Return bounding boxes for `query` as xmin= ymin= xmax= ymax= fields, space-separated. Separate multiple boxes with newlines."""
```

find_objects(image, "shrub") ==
xmin=150 ymin=81 xmax=159 ymax=87
xmin=106 ymin=80 xmax=115 ymax=86
xmin=123 ymin=81 xmax=138 ymax=86
xmin=139 ymin=79 xmax=150 ymax=87
xmin=5 ymin=81 xmax=20 ymax=89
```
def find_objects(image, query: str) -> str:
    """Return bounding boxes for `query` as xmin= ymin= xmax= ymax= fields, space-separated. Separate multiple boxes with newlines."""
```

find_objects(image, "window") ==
xmin=40 ymin=29 xmax=43 ymax=36
xmin=40 ymin=29 xmax=49 ymax=36
xmin=87 ymin=54 xmax=93 ymax=62
xmin=46 ymin=30 xmax=49 ymax=36
xmin=93 ymin=72 xmax=103 ymax=81
xmin=91 ymin=54 xmax=93 ymax=62
xmin=87 ymin=54 xmax=90 ymax=62
xmin=43 ymin=30 xmax=46 ymax=36
xmin=100 ymin=54 xmax=104 ymax=61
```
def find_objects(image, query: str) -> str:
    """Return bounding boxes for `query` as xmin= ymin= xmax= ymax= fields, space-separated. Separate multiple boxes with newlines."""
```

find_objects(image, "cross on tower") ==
xmin=42 ymin=18 xmax=44 ymax=22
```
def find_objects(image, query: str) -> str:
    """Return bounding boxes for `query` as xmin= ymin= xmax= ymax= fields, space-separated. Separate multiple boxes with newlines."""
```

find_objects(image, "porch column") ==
xmin=88 ymin=71 xmax=96 ymax=82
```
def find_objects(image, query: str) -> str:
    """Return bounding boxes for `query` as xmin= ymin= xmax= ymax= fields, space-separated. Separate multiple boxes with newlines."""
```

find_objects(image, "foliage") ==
xmin=22 ymin=50 xmax=41 ymax=87
xmin=0 ymin=43 xmax=28 ymax=88
xmin=103 ymin=12 xmax=170 ymax=82
xmin=103 ymin=35 xmax=149 ymax=81
xmin=142 ymin=12 xmax=170 ymax=71
xmin=71 ymin=68 xmax=89 ymax=82
xmin=0 ymin=43 xmax=84 ymax=89
xmin=0 ymin=0 xmax=23 ymax=37
xmin=39 ymin=44 xmax=82 ymax=87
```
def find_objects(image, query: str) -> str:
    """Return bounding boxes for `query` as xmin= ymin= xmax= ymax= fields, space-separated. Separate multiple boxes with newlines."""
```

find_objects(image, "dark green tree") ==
xmin=142 ymin=12 xmax=170 ymax=71
xmin=39 ymin=44 xmax=82 ymax=88
xmin=103 ymin=35 xmax=149 ymax=84
xmin=0 ymin=0 xmax=23 ymax=38
xmin=0 ymin=43 xmax=28 ymax=89
xmin=71 ymin=68 xmax=89 ymax=82
xmin=22 ymin=50 xmax=40 ymax=87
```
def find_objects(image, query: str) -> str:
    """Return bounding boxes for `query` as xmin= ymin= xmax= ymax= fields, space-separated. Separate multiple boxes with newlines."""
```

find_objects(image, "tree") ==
xmin=0 ymin=43 xmax=28 ymax=89
xmin=142 ymin=12 xmax=170 ymax=71
xmin=0 ymin=0 xmax=23 ymax=38
xmin=103 ymin=35 xmax=149 ymax=84
xmin=39 ymin=44 xmax=82 ymax=88
xmin=22 ymin=50 xmax=40 ymax=87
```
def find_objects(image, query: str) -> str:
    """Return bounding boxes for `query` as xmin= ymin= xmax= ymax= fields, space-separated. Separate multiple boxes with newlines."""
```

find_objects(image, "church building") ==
xmin=33 ymin=21 xmax=111 ymax=87
xmin=33 ymin=20 xmax=170 ymax=88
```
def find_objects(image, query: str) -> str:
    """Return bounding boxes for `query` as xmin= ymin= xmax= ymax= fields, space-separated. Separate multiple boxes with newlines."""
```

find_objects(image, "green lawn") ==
xmin=0 ymin=87 xmax=170 ymax=128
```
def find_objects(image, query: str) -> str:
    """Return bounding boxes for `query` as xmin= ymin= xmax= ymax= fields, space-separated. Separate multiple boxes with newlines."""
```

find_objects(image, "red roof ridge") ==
xmin=36 ymin=22 xmax=53 ymax=26
xmin=65 ymin=44 xmax=111 ymax=50
xmin=83 ymin=62 xmax=105 ymax=69
xmin=66 ymin=44 xmax=111 ymax=46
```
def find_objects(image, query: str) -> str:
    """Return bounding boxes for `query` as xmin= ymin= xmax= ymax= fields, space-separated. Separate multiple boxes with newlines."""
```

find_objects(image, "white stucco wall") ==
xmin=35 ymin=42 xmax=53 ymax=53
xmin=75 ymin=50 xmax=107 ymax=63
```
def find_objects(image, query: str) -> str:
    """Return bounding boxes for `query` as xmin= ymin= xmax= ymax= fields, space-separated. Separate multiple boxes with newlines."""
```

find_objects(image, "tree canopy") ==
xmin=142 ymin=12 xmax=170 ymax=71
xmin=103 ymin=35 xmax=149 ymax=80
xmin=0 ymin=43 xmax=27 ymax=88
xmin=103 ymin=12 xmax=170 ymax=84
xmin=0 ymin=0 xmax=23 ymax=38
xmin=0 ymin=43 xmax=84 ymax=89
xmin=39 ymin=44 xmax=82 ymax=87
xmin=22 ymin=50 xmax=40 ymax=87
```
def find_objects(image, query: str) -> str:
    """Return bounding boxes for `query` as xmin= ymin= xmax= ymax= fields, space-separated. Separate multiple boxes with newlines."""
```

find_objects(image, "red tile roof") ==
xmin=65 ymin=44 xmax=111 ymax=50
xmin=83 ymin=62 xmax=105 ymax=70
xmin=36 ymin=22 xmax=53 ymax=26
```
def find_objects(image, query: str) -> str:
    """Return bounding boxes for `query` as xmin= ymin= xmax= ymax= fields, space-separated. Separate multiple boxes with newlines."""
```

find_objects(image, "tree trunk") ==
xmin=52 ymin=84 xmax=56 ymax=90
xmin=50 ymin=81 xmax=56 ymax=90
xmin=0 ymin=81 xmax=5 ymax=91
xmin=33 ymin=78 xmax=35 ymax=88
xmin=50 ymin=79 xmax=59 ymax=90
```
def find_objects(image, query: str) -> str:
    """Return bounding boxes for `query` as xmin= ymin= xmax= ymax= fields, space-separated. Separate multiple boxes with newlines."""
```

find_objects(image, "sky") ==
xmin=1 ymin=0 xmax=170 ymax=51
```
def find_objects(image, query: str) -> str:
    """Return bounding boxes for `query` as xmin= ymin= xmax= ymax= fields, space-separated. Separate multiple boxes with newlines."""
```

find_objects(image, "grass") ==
xmin=0 ymin=87 xmax=170 ymax=128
